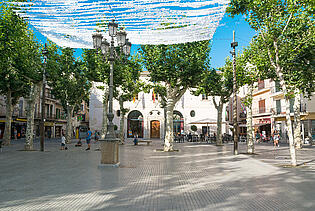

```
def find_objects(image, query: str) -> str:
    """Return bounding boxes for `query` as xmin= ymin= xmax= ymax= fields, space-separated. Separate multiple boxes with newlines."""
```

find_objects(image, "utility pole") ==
xmin=40 ymin=44 xmax=48 ymax=151
xmin=231 ymin=30 xmax=238 ymax=155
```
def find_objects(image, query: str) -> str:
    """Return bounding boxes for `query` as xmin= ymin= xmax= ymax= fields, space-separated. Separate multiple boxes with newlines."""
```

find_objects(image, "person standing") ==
xmin=14 ymin=128 xmax=17 ymax=140
xmin=94 ymin=130 xmax=99 ymax=142
xmin=85 ymin=128 xmax=92 ymax=150
xmin=133 ymin=132 xmax=138 ymax=145
xmin=60 ymin=133 xmax=66 ymax=150
xmin=255 ymin=131 xmax=261 ymax=143
xmin=273 ymin=130 xmax=280 ymax=147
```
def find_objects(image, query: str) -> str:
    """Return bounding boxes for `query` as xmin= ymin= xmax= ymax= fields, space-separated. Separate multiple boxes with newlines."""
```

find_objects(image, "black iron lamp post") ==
xmin=230 ymin=31 xmax=238 ymax=155
xmin=92 ymin=20 xmax=131 ymax=166
xmin=40 ymin=44 xmax=48 ymax=152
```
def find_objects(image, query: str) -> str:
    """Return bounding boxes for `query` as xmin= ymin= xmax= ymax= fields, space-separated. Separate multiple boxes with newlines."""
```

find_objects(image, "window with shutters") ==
xmin=259 ymin=99 xmax=265 ymax=113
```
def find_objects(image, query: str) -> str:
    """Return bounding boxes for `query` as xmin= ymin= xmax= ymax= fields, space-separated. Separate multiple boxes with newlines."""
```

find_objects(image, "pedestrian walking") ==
xmin=85 ymin=128 xmax=92 ymax=150
xmin=60 ymin=133 xmax=67 ymax=150
xmin=273 ymin=130 xmax=280 ymax=147
xmin=94 ymin=130 xmax=100 ymax=142
xmin=255 ymin=131 xmax=260 ymax=143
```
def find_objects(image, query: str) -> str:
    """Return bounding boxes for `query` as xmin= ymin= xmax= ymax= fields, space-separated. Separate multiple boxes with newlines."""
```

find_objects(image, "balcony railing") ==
xmin=272 ymin=103 xmax=307 ymax=115
xmin=34 ymin=113 xmax=66 ymax=120
xmin=253 ymin=107 xmax=272 ymax=115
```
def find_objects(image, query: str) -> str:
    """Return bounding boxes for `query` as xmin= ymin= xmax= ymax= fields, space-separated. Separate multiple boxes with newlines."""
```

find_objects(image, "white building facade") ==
xmin=89 ymin=72 xmax=228 ymax=140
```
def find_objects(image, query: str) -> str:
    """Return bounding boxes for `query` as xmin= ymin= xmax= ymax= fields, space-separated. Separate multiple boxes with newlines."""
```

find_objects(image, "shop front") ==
xmin=254 ymin=118 xmax=271 ymax=141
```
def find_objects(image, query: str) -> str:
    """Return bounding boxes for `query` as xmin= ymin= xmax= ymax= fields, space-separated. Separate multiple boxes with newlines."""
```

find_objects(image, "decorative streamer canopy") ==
xmin=14 ymin=0 xmax=229 ymax=48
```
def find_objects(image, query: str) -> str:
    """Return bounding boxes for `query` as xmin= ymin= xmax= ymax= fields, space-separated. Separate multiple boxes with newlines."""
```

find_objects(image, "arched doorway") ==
xmin=173 ymin=110 xmax=184 ymax=136
xmin=127 ymin=110 xmax=144 ymax=138
xmin=150 ymin=120 xmax=160 ymax=138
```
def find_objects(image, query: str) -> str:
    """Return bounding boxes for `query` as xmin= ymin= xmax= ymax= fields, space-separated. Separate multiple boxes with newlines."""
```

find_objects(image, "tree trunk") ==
xmin=119 ymin=98 xmax=125 ymax=144
xmin=163 ymin=106 xmax=167 ymax=142
xmin=100 ymin=85 xmax=109 ymax=139
xmin=24 ymin=83 xmax=39 ymax=150
xmin=3 ymin=90 xmax=13 ymax=146
xmin=293 ymin=89 xmax=302 ymax=149
xmin=213 ymin=97 xmax=223 ymax=146
xmin=66 ymin=105 xmax=74 ymax=144
xmin=164 ymin=97 xmax=175 ymax=151
xmin=284 ymin=96 xmax=296 ymax=165
xmin=246 ymin=83 xmax=255 ymax=154
xmin=163 ymin=84 xmax=186 ymax=151
xmin=272 ymin=39 xmax=297 ymax=166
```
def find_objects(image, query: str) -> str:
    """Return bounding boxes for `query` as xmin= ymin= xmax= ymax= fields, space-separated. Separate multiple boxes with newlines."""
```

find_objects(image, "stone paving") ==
xmin=0 ymin=138 xmax=315 ymax=211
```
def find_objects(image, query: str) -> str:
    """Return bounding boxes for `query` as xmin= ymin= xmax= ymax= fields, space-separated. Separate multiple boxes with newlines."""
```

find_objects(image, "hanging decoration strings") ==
xmin=13 ymin=0 xmax=229 ymax=49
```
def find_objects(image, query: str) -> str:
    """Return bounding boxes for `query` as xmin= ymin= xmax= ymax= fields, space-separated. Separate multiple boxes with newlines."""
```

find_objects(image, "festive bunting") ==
xmin=14 ymin=0 xmax=229 ymax=48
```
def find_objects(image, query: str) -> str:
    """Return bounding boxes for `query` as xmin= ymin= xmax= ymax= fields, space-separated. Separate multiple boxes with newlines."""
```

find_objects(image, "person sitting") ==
xmin=75 ymin=139 xmax=82 ymax=147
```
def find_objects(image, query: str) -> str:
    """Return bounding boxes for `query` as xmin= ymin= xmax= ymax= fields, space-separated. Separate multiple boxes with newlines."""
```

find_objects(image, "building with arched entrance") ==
xmin=89 ymin=72 xmax=229 ymax=140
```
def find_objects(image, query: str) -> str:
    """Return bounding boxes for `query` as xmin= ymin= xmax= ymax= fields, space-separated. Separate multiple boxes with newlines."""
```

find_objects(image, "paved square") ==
xmin=0 ymin=139 xmax=315 ymax=210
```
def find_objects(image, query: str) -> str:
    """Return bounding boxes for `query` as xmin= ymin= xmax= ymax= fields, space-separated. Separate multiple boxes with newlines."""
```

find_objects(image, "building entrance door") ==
xmin=150 ymin=120 xmax=160 ymax=139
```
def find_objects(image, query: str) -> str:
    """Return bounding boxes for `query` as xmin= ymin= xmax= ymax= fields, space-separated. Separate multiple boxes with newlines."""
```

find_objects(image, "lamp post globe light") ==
xmin=92 ymin=20 xmax=131 ymax=167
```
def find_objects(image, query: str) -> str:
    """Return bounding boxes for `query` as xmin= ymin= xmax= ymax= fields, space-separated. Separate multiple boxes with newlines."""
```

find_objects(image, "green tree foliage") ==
xmin=227 ymin=0 xmax=315 ymax=165
xmin=227 ymin=0 xmax=315 ymax=96
xmin=47 ymin=46 xmax=91 ymax=143
xmin=0 ymin=1 xmax=42 ymax=145
xmin=195 ymin=66 xmax=233 ymax=145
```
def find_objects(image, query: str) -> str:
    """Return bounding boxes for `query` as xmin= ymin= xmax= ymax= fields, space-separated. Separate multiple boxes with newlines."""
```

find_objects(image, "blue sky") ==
xmin=30 ymin=13 xmax=256 ymax=69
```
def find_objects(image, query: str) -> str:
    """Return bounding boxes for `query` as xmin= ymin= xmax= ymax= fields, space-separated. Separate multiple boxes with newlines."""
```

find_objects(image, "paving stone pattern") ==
xmin=0 ymin=139 xmax=315 ymax=210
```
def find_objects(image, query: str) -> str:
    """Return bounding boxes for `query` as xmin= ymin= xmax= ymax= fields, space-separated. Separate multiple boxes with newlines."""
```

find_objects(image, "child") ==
xmin=133 ymin=132 xmax=138 ymax=145
xmin=60 ymin=134 xmax=66 ymax=150
xmin=75 ymin=138 xmax=82 ymax=147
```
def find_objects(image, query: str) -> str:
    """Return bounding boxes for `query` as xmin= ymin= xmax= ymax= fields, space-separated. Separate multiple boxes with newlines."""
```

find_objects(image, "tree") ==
xmin=113 ymin=55 xmax=144 ymax=144
xmin=0 ymin=1 xmax=42 ymax=146
xmin=140 ymin=41 xmax=211 ymax=151
xmin=82 ymin=49 xmax=110 ymax=138
xmin=195 ymin=66 xmax=233 ymax=146
xmin=47 ymin=46 xmax=91 ymax=143
xmin=227 ymin=0 xmax=315 ymax=165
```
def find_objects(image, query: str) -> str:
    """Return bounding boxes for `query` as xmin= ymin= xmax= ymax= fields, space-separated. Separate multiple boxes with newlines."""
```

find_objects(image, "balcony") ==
xmin=252 ymin=107 xmax=272 ymax=117
xmin=34 ymin=113 xmax=66 ymax=120
xmin=272 ymin=103 xmax=307 ymax=116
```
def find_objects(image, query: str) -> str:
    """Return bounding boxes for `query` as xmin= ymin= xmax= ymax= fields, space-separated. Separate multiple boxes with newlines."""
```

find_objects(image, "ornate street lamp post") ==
xmin=230 ymin=31 xmax=238 ymax=155
xmin=92 ymin=20 xmax=131 ymax=166
xmin=40 ymin=44 xmax=48 ymax=152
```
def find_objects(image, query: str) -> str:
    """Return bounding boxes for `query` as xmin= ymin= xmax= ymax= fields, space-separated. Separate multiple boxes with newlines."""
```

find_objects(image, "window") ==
xmin=19 ymin=99 xmax=23 ymax=117
xmin=259 ymin=99 xmax=265 ymax=113
xmin=50 ymin=105 xmax=53 ymax=118
xmin=276 ymin=100 xmax=281 ymax=114
xmin=258 ymin=79 xmax=265 ymax=90
xmin=35 ymin=104 xmax=38 ymax=118
xmin=45 ymin=104 xmax=49 ymax=117
xmin=202 ymin=94 xmax=208 ymax=100
xmin=290 ymin=98 xmax=295 ymax=113
xmin=80 ymin=104 xmax=84 ymax=112
xmin=56 ymin=108 xmax=61 ymax=119
xmin=275 ymin=81 xmax=281 ymax=92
